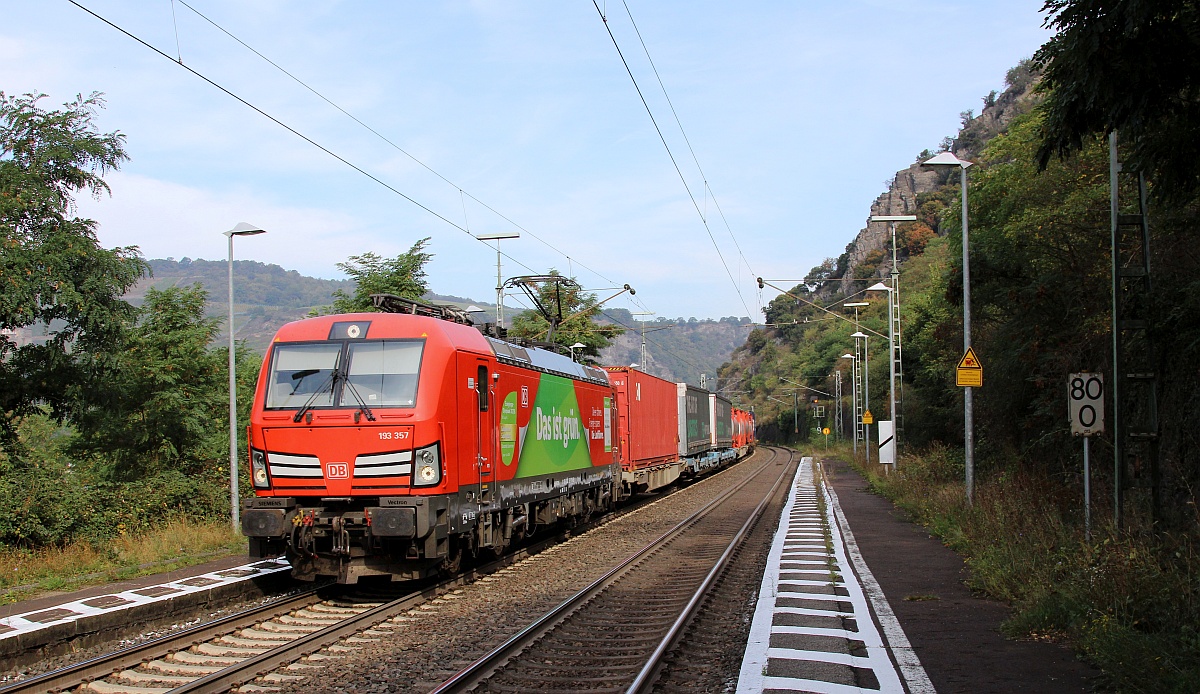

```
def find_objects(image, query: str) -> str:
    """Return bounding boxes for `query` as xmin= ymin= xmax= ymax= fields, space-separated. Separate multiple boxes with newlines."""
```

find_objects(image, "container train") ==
xmin=240 ymin=295 xmax=755 ymax=583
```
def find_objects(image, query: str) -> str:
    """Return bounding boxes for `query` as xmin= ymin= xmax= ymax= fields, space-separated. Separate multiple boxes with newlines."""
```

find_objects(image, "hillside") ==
xmin=598 ymin=309 xmax=753 ymax=388
xmin=720 ymin=61 xmax=1042 ymax=435
xmin=129 ymin=260 xmax=747 ymax=377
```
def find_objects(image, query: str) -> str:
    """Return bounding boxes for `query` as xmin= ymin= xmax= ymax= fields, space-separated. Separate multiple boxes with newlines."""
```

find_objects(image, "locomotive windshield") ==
xmin=266 ymin=343 xmax=341 ymax=409
xmin=338 ymin=340 xmax=423 ymax=407
xmin=265 ymin=339 xmax=424 ymax=410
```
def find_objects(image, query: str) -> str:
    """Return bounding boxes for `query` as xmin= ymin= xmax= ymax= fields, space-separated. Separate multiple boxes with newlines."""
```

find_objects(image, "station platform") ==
xmin=738 ymin=457 xmax=925 ymax=693
xmin=737 ymin=456 xmax=1098 ymax=694
xmin=0 ymin=555 xmax=289 ymax=667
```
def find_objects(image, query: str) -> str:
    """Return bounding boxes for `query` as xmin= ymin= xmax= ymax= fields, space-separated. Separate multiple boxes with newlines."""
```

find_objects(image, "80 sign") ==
xmin=1068 ymin=373 xmax=1104 ymax=437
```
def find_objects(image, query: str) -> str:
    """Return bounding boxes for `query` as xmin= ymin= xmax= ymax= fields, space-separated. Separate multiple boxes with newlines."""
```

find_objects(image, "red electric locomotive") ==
xmin=240 ymin=296 xmax=619 ymax=583
xmin=732 ymin=407 xmax=756 ymax=455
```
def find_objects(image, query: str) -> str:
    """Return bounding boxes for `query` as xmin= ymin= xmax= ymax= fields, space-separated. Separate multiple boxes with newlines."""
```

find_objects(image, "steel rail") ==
xmin=2 ymin=451 xmax=763 ymax=694
xmin=165 ymin=471 xmax=712 ymax=694
xmin=627 ymin=446 xmax=794 ymax=692
xmin=429 ymin=446 xmax=786 ymax=694
xmin=170 ymin=531 xmax=574 ymax=694
xmin=0 ymin=586 xmax=326 ymax=694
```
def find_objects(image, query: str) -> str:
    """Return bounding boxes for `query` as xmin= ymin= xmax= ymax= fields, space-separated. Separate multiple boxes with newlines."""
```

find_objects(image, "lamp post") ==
xmin=922 ymin=151 xmax=975 ymax=503
xmin=842 ymin=353 xmax=858 ymax=454
xmin=475 ymin=232 xmax=520 ymax=328
xmin=833 ymin=370 xmax=844 ymax=441
xmin=225 ymin=222 xmax=265 ymax=531
xmin=569 ymin=342 xmax=586 ymax=362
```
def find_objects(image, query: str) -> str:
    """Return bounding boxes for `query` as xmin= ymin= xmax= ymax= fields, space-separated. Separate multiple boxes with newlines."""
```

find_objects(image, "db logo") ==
xmin=326 ymin=463 xmax=349 ymax=479
xmin=521 ymin=386 xmax=529 ymax=407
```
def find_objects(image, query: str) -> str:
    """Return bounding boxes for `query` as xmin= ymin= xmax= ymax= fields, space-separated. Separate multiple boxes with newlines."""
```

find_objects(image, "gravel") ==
xmin=267 ymin=451 xmax=782 ymax=694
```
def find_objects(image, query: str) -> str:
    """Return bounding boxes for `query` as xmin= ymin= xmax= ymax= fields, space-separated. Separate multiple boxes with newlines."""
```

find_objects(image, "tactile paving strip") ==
xmin=736 ymin=458 xmax=920 ymax=694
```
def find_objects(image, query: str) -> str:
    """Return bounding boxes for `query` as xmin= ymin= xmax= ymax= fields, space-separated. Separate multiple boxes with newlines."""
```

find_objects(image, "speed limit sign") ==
xmin=1068 ymin=373 xmax=1104 ymax=436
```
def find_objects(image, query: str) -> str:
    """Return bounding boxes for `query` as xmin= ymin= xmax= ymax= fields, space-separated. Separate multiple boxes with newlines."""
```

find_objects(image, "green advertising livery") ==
xmin=499 ymin=391 xmax=519 ymax=466
xmin=513 ymin=373 xmax=594 ymax=477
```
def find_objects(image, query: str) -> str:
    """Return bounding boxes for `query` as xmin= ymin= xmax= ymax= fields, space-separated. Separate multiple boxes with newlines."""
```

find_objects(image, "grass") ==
xmin=836 ymin=443 xmax=1200 ymax=693
xmin=0 ymin=519 xmax=246 ymax=605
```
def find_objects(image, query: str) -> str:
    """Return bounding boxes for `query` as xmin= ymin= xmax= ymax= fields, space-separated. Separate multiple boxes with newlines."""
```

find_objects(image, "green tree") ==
xmin=0 ymin=92 xmax=147 ymax=445
xmin=1034 ymin=0 xmax=1200 ymax=199
xmin=73 ymin=285 xmax=227 ymax=479
xmin=507 ymin=272 xmax=624 ymax=363
xmin=326 ymin=238 xmax=433 ymax=313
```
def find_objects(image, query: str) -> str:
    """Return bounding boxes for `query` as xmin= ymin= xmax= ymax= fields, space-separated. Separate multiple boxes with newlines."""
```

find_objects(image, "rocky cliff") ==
xmin=834 ymin=61 xmax=1041 ymax=293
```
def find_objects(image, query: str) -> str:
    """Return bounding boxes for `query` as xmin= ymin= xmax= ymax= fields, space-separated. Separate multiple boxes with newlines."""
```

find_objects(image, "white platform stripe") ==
xmin=821 ymin=462 xmax=937 ymax=694
xmin=736 ymin=457 xmax=929 ymax=693
xmin=758 ymin=676 xmax=887 ymax=694
xmin=0 ymin=559 xmax=290 ymax=641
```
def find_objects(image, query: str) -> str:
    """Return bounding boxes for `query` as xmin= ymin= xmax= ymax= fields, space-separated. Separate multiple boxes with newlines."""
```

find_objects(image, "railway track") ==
xmin=3 ymin=455 xmax=749 ymax=694
xmin=430 ymin=446 xmax=795 ymax=694
xmin=1 ymin=533 xmax=582 ymax=694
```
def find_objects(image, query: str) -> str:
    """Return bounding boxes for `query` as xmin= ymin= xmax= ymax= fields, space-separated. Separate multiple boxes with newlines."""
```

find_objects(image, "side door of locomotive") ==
xmin=475 ymin=358 xmax=495 ymax=505
xmin=457 ymin=352 xmax=495 ymax=508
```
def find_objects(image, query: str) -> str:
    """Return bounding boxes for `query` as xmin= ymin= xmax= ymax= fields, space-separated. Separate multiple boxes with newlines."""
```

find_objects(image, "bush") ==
xmin=859 ymin=446 xmax=1200 ymax=691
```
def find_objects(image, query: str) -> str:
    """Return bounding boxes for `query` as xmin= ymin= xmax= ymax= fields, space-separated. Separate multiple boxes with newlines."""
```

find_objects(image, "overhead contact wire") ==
xmin=69 ymin=1 xmax=473 ymax=237
xmin=593 ymin=0 xmax=753 ymax=318
xmin=175 ymin=0 xmax=646 ymax=311
xmin=620 ymin=0 xmax=757 ymax=282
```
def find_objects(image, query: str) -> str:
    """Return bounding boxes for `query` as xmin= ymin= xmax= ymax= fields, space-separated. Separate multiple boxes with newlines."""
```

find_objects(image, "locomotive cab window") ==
xmin=339 ymin=340 xmax=424 ymax=408
xmin=265 ymin=343 xmax=342 ymax=409
xmin=477 ymin=365 xmax=489 ymax=412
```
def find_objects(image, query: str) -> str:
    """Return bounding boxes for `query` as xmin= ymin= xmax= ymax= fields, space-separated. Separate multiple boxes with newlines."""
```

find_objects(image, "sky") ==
xmin=3 ymin=1 xmax=1053 ymax=321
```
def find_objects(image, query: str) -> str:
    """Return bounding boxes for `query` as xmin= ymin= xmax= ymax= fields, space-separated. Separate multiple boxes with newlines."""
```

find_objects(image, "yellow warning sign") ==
xmin=956 ymin=347 xmax=983 ymax=387
xmin=862 ymin=410 xmax=874 ymax=425
xmin=822 ymin=427 xmax=831 ymax=436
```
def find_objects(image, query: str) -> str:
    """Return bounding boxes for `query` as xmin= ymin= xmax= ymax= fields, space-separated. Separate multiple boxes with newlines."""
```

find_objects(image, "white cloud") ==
xmin=75 ymin=173 xmax=365 ymax=277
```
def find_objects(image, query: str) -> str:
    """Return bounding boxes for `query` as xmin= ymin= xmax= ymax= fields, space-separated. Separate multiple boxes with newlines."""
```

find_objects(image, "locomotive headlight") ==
xmin=412 ymin=443 xmax=441 ymax=487
xmin=251 ymin=449 xmax=270 ymax=489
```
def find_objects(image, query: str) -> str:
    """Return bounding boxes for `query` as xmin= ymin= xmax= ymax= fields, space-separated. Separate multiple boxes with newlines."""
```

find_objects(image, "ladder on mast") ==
xmin=1109 ymin=133 xmax=1161 ymax=526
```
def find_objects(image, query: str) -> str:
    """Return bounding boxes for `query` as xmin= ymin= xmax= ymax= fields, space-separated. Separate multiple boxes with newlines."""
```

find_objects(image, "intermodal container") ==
xmin=677 ymin=383 xmax=712 ymax=456
xmin=710 ymin=394 xmax=733 ymax=447
xmin=604 ymin=367 xmax=679 ymax=471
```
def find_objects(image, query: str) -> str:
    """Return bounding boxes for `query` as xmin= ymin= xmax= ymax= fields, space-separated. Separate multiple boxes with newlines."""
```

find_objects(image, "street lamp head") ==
xmin=571 ymin=342 xmax=585 ymax=349
xmin=630 ymin=362 xmax=639 ymax=368
xmin=475 ymin=232 xmax=520 ymax=241
xmin=867 ymin=282 xmax=892 ymax=292
xmin=466 ymin=305 xmax=485 ymax=313
xmin=851 ymin=331 xmax=867 ymax=339
xmin=921 ymin=151 xmax=973 ymax=168
xmin=841 ymin=353 xmax=855 ymax=360
xmin=225 ymin=222 xmax=266 ymax=237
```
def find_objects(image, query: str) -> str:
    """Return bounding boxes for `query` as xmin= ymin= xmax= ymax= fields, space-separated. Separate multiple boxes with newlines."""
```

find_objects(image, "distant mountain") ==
xmin=131 ymin=258 xmax=353 ymax=353
xmin=598 ymin=309 xmax=753 ymax=389
xmin=131 ymin=259 xmax=749 ymax=381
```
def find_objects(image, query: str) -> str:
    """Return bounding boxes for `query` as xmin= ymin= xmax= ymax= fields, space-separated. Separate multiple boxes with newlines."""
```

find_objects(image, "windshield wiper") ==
xmin=341 ymin=378 xmax=377 ymax=422
xmin=292 ymin=370 xmax=338 ymax=423
xmin=289 ymin=368 xmax=319 ymax=394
